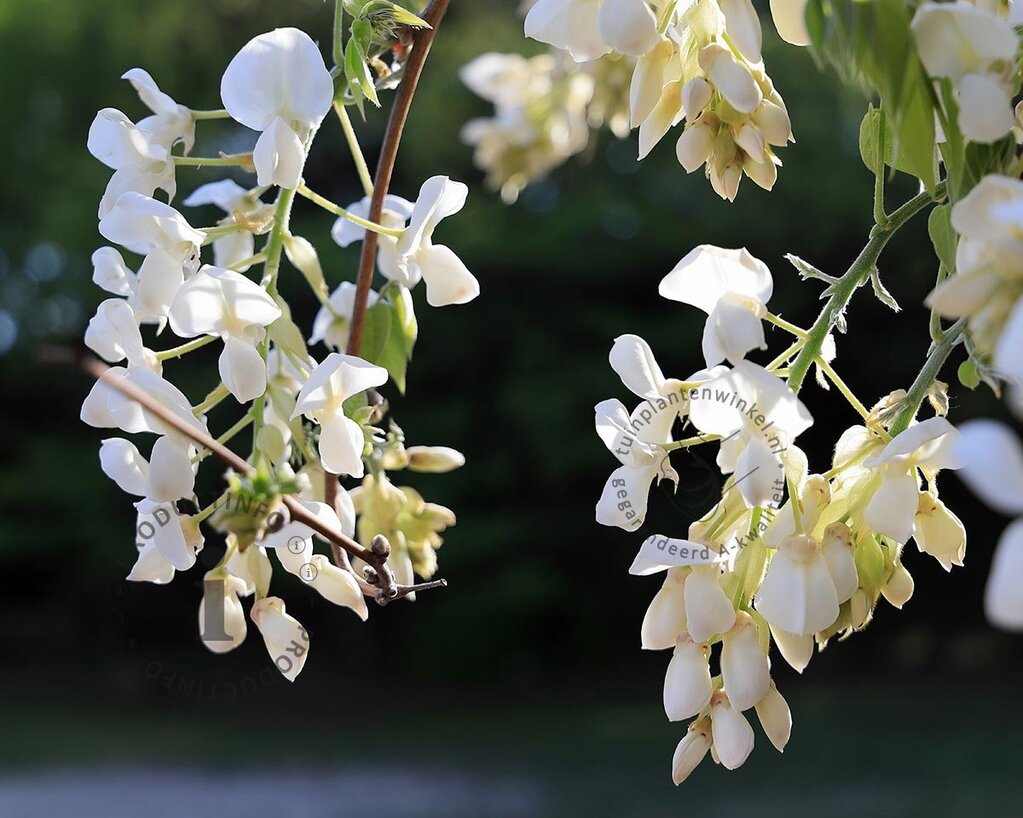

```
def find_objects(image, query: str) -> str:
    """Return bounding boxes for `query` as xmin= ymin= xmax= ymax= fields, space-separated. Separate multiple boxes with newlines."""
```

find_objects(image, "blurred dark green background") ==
xmin=1 ymin=0 xmax=1021 ymax=815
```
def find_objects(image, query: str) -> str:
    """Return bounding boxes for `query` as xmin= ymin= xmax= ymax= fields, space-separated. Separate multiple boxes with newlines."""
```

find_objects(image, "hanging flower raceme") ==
xmin=83 ymin=14 xmax=469 ymax=685
xmin=220 ymin=27 xmax=335 ymax=189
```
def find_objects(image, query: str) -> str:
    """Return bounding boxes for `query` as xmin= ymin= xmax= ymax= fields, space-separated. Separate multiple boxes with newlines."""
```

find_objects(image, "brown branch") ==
xmin=345 ymin=0 xmax=451 ymax=357
xmin=57 ymin=349 xmax=445 ymax=606
xmin=327 ymin=0 xmax=451 ymax=549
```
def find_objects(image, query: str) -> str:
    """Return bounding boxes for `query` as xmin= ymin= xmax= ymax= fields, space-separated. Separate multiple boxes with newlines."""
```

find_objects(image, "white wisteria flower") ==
xmin=220 ymin=27 xmax=335 ymax=189
xmin=87 ymin=108 xmax=175 ymax=217
xmin=688 ymin=361 xmax=813 ymax=507
xmin=309 ymin=281 xmax=379 ymax=350
xmin=199 ymin=573 xmax=249 ymax=654
xmin=391 ymin=176 xmax=480 ymax=307
xmin=84 ymin=299 xmax=157 ymax=371
xmin=99 ymin=436 xmax=196 ymax=505
xmin=955 ymin=419 xmax=1023 ymax=629
xmin=911 ymin=2 xmax=1018 ymax=143
xmin=291 ymin=353 xmax=388 ymax=477
xmin=122 ymin=68 xmax=196 ymax=153
xmin=184 ymin=180 xmax=268 ymax=270
xmin=755 ymin=533 xmax=840 ymax=635
xmin=168 ymin=265 xmax=283 ymax=402
xmin=524 ymin=0 xmax=609 ymax=62
xmin=663 ymin=637 xmax=713 ymax=721
xmin=862 ymin=417 xmax=960 ymax=545
xmin=928 ymin=175 xmax=1023 ymax=384
xmin=98 ymin=192 xmax=205 ymax=324
xmin=595 ymin=334 xmax=691 ymax=529
xmin=658 ymin=245 xmax=774 ymax=367
xmin=250 ymin=596 xmax=310 ymax=681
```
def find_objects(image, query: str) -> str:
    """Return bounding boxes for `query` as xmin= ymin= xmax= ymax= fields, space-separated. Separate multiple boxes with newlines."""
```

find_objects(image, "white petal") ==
xmin=220 ymin=336 xmax=268 ymax=403
xmin=133 ymin=248 xmax=186 ymax=323
xmin=957 ymin=72 xmax=1014 ymax=143
xmin=995 ymin=297 xmax=1023 ymax=384
xmin=609 ymin=334 xmax=667 ymax=399
xmin=127 ymin=540 xmax=176 ymax=584
xmin=99 ymin=438 xmax=150 ymax=496
xmin=881 ymin=562 xmax=914 ymax=609
xmin=985 ymin=519 xmax=1023 ymax=630
xmin=911 ymin=3 xmax=1018 ymax=81
xmin=319 ymin=412 xmax=367 ymax=478
xmin=720 ymin=0 xmax=763 ymax=62
xmin=664 ymin=640 xmax=713 ymax=721
xmin=598 ymin=0 xmax=659 ymax=57
xmin=733 ymin=436 xmax=783 ymax=508
xmin=253 ymin=117 xmax=306 ymax=189
xmin=183 ymin=179 xmax=250 ymax=211
xmin=951 ymin=174 xmax=1023 ymax=241
xmin=146 ymin=435 xmax=196 ymax=502
xmin=85 ymin=298 xmax=146 ymax=366
xmin=596 ymin=464 xmax=657 ymax=530
xmin=671 ymin=722 xmax=712 ymax=785
xmin=92 ymin=247 xmax=136 ymax=296
xmin=913 ymin=493 xmax=967 ymax=571
xmin=684 ymin=568 xmax=736 ymax=642
xmin=864 ymin=472 xmax=919 ymax=544
xmin=524 ymin=0 xmax=610 ymax=62
xmin=769 ymin=624 xmax=813 ymax=673
xmin=630 ymin=39 xmax=674 ymax=127
xmin=307 ymin=554 xmax=369 ymax=620
xmin=220 ymin=27 xmax=334 ymax=130
xmin=755 ymin=544 xmax=839 ymax=635
xmin=821 ymin=524 xmax=858 ymax=603
xmin=415 ymin=244 xmax=480 ymax=306
xmin=641 ymin=569 xmax=687 ymax=649
xmin=660 ymin=245 xmax=772 ymax=314
xmin=99 ymin=192 xmax=203 ymax=257
xmin=720 ymin=615 xmax=770 ymax=711
xmin=250 ymin=596 xmax=310 ymax=681
xmin=637 ymin=80 xmax=683 ymax=160
xmin=754 ymin=682 xmax=791 ymax=751
xmin=292 ymin=353 xmax=388 ymax=417
xmin=135 ymin=499 xmax=196 ymax=571
xmin=698 ymin=44 xmax=761 ymax=113
xmin=710 ymin=695 xmax=755 ymax=770
xmin=199 ymin=573 xmax=248 ymax=654
xmin=702 ymin=295 xmax=767 ymax=367
xmin=955 ymin=420 xmax=1023 ymax=515
xmin=769 ymin=0 xmax=811 ymax=45
xmin=213 ymin=231 xmax=256 ymax=271
xmin=330 ymin=195 xmax=414 ymax=247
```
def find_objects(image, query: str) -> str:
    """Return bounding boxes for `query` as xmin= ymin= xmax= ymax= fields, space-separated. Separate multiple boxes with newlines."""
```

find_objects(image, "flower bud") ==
xmin=720 ymin=612 xmax=771 ymax=711
xmin=710 ymin=691 xmax=755 ymax=770
xmin=821 ymin=522 xmax=858 ymax=604
xmin=306 ymin=554 xmax=369 ymax=621
xmin=914 ymin=490 xmax=966 ymax=570
xmin=672 ymin=718 xmax=712 ymax=785
xmin=734 ymin=123 xmax=766 ymax=163
xmin=251 ymin=596 xmax=309 ymax=682
xmin=769 ymin=623 xmax=813 ymax=673
xmin=881 ymin=562 xmax=914 ymax=609
xmin=664 ymin=638 xmax=713 ymax=721
xmin=698 ymin=44 xmax=762 ymax=114
xmin=754 ymin=681 xmax=791 ymax=751
xmin=709 ymin=161 xmax=742 ymax=202
xmin=199 ymin=572 xmax=248 ymax=654
xmin=682 ymin=77 xmax=713 ymax=119
xmin=405 ymin=445 xmax=466 ymax=473
xmin=676 ymin=121 xmax=715 ymax=172
xmin=753 ymin=99 xmax=793 ymax=146
xmin=743 ymin=154 xmax=778 ymax=191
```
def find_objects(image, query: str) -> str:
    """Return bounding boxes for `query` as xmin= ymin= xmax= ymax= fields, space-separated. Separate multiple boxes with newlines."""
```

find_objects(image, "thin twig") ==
xmin=55 ymin=349 xmax=444 ymax=605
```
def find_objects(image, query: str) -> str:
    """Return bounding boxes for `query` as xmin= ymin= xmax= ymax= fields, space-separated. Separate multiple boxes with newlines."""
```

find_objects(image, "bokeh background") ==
xmin=1 ymin=0 xmax=1021 ymax=815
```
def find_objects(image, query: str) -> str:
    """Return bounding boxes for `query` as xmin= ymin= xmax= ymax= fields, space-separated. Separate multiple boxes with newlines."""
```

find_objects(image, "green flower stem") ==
xmin=786 ymin=183 xmax=946 ymax=393
xmin=295 ymin=184 xmax=404 ymax=236
xmin=888 ymin=318 xmax=966 ymax=436
xmin=201 ymin=224 xmax=247 ymax=245
xmin=190 ymin=109 xmax=232 ymax=120
xmin=216 ymin=412 xmax=254 ymax=446
xmin=766 ymin=338 xmax=805 ymax=372
xmin=156 ymin=334 xmax=217 ymax=362
xmin=815 ymin=356 xmax=870 ymax=420
xmin=193 ymin=490 xmax=230 ymax=523
xmin=334 ymin=101 xmax=374 ymax=197
xmin=193 ymin=383 xmax=230 ymax=416
xmin=664 ymin=433 xmax=722 ymax=452
xmin=764 ymin=312 xmax=809 ymax=338
xmin=333 ymin=0 xmax=345 ymax=68
xmin=873 ymin=108 xmax=888 ymax=227
xmin=229 ymin=252 xmax=267 ymax=271
xmin=174 ymin=153 xmax=252 ymax=167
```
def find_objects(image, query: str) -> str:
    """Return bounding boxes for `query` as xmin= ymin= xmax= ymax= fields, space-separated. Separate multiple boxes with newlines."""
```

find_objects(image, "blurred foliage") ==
xmin=0 ymin=0 xmax=1019 ymax=696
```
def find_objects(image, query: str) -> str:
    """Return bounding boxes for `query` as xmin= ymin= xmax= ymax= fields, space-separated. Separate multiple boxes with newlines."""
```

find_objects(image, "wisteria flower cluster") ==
xmin=82 ymin=9 xmax=476 ymax=682
xmin=476 ymin=0 xmax=1023 ymax=788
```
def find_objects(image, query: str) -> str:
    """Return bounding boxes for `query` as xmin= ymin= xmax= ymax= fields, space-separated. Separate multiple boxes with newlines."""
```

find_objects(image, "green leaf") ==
xmin=859 ymin=107 xmax=894 ymax=176
xmin=267 ymin=297 xmax=310 ymax=362
xmin=360 ymin=300 xmax=392 ymax=365
xmin=927 ymin=204 xmax=957 ymax=273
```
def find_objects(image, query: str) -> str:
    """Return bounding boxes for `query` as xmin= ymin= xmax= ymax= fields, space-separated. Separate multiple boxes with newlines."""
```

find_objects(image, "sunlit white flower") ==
xmin=524 ymin=0 xmax=610 ymax=62
xmin=755 ymin=534 xmax=839 ymax=635
xmin=134 ymin=500 xmax=202 ymax=572
xmin=659 ymin=245 xmax=773 ymax=367
xmin=911 ymin=3 xmax=1018 ymax=142
xmin=98 ymin=192 xmax=205 ymax=324
xmin=250 ymin=596 xmax=310 ymax=681
xmin=671 ymin=717 xmax=712 ymax=785
xmin=184 ymin=180 xmax=267 ymax=270
xmin=754 ymin=681 xmax=791 ymax=751
xmin=913 ymin=490 xmax=967 ymax=571
xmin=685 ymin=565 xmax=737 ymax=642
xmin=199 ymin=572 xmax=248 ymax=654
xmin=291 ymin=353 xmax=388 ymax=477
xmin=88 ymin=108 xmax=175 ymax=216
xmin=84 ymin=299 xmax=156 ymax=371
xmin=689 ymin=362 xmax=813 ymax=508
xmin=122 ymin=68 xmax=195 ymax=153
xmin=92 ymin=247 xmax=137 ymax=297
xmin=720 ymin=612 xmax=770 ymax=710
xmin=391 ymin=176 xmax=479 ymax=307
xmin=168 ymin=265 xmax=283 ymax=402
xmin=955 ymin=419 xmax=1023 ymax=629
xmin=220 ymin=28 xmax=334 ymax=189
xmin=881 ymin=561 xmax=914 ymax=609
xmin=642 ymin=567 xmax=687 ymax=649
xmin=862 ymin=417 xmax=960 ymax=544
xmin=309 ymin=282 xmax=378 ymax=350
xmin=331 ymin=194 xmax=414 ymax=280
xmin=710 ymin=690 xmax=755 ymax=770
xmin=597 ymin=0 xmax=660 ymax=57
xmin=663 ymin=637 xmax=713 ymax=721
xmin=81 ymin=365 xmax=208 ymax=440
xmin=99 ymin=436 xmax=196 ymax=504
